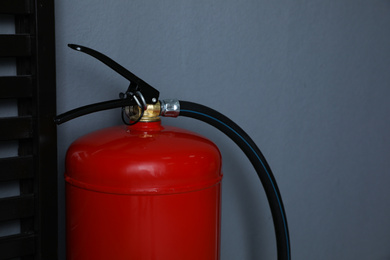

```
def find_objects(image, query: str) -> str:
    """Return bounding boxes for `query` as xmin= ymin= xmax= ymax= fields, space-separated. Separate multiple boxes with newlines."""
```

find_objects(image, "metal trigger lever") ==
xmin=55 ymin=44 xmax=159 ymax=125
xmin=68 ymin=44 xmax=160 ymax=105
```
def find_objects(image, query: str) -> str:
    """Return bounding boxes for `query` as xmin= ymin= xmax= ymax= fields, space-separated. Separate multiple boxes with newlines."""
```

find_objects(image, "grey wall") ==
xmin=55 ymin=1 xmax=390 ymax=259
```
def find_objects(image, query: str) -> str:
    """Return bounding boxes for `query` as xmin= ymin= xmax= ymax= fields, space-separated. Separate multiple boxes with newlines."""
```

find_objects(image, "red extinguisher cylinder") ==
xmin=65 ymin=121 xmax=223 ymax=260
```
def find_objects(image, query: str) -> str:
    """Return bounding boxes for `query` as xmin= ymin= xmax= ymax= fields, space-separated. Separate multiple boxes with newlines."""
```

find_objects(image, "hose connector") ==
xmin=160 ymin=99 xmax=180 ymax=118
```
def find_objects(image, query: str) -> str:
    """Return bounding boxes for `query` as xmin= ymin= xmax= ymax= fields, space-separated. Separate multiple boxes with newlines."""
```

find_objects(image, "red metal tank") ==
xmin=65 ymin=120 xmax=223 ymax=260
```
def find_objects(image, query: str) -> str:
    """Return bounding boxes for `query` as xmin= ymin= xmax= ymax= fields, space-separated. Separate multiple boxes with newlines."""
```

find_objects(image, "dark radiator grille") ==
xmin=0 ymin=0 xmax=57 ymax=259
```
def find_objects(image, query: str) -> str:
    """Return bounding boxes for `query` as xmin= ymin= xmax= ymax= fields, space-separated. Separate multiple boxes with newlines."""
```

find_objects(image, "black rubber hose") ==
xmin=179 ymin=101 xmax=291 ymax=260
xmin=54 ymin=98 xmax=136 ymax=125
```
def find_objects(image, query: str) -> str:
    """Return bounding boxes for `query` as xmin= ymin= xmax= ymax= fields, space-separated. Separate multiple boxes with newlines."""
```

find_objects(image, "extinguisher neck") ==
xmin=128 ymin=121 xmax=163 ymax=132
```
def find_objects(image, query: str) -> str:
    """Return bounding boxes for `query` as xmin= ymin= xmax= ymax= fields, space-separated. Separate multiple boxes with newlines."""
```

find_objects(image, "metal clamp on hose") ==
xmin=160 ymin=99 xmax=180 ymax=118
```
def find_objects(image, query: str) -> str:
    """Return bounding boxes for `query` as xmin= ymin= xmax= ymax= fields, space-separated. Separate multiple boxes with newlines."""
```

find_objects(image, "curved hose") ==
xmin=55 ymin=97 xmax=291 ymax=259
xmin=179 ymin=101 xmax=291 ymax=260
xmin=54 ymin=98 xmax=137 ymax=125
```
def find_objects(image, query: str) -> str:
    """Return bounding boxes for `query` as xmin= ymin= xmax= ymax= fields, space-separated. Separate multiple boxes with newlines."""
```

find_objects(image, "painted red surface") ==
xmin=65 ymin=121 xmax=222 ymax=260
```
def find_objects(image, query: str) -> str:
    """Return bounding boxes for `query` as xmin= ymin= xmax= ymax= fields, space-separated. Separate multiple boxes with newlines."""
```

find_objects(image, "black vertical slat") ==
xmin=0 ymin=234 xmax=36 ymax=260
xmin=0 ymin=0 xmax=32 ymax=14
xmin=33 ymin=0 xmax=58 ymax=258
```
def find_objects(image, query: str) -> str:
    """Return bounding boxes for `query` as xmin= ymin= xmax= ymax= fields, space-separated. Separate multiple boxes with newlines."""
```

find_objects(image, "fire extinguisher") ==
xmin=55 ymin=44 xmax=291 ymax=260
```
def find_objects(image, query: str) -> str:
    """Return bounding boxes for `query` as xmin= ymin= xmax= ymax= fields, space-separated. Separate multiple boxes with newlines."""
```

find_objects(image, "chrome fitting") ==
xmin=160 ymin=99 xmax=180 ymax=117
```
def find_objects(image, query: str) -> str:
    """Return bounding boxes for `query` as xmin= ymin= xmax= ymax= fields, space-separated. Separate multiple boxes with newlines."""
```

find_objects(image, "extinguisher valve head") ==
xmin=160 ymin=99 xmax=180 ymax=118
xmin=126 ymin=102 xmax=161 ymax=122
